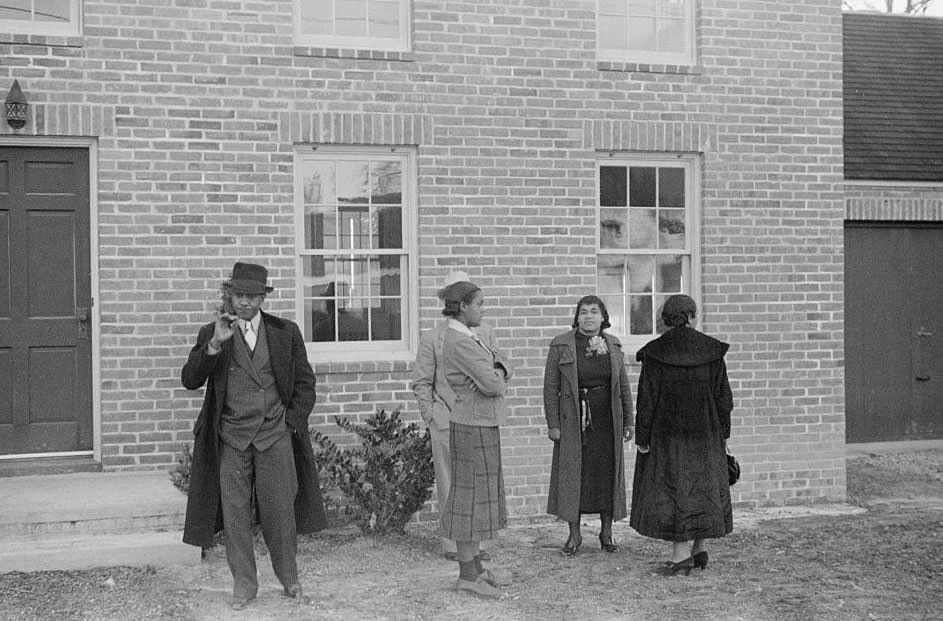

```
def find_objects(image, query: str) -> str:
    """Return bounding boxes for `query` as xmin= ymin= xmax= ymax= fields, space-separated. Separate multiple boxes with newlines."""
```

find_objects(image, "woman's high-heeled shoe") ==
xmin=598 ymin=533 xmax=619 ymax=553
xmin=693 ymin=551 xmax=708 ymax=569
xmin=561 ymin=535 xmax=582 ymax=557
xmin=658 ymin=557 xmax=694 ymax=576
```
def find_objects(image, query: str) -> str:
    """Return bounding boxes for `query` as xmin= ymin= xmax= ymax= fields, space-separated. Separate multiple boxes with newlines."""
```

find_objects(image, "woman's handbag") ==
xmin=727 ymin=453 xmax=741 ymax=486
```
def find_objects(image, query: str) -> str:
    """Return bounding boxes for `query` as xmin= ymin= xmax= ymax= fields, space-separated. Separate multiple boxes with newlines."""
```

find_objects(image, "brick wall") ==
xmin=0 ymin=0 xmax=845 ymax=513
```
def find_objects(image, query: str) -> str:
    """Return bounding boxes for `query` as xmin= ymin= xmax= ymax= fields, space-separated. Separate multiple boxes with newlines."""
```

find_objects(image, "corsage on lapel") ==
xmin=585 ymin=335 xmax=608 ymax=357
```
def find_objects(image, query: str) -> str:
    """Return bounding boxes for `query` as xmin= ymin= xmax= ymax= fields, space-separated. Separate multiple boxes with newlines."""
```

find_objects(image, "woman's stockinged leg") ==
xmin=671 ymin=540 xmax=694 ymax=563
xmin=457 ymin=541 xmax=479 ymax=581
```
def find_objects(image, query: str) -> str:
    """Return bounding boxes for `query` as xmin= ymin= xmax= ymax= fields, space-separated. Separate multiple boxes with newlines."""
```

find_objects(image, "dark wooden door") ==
xmin=0 ymin=147 xmax=92 ymax=455
xmin=845 ymin=223 xmax=943 ymax=442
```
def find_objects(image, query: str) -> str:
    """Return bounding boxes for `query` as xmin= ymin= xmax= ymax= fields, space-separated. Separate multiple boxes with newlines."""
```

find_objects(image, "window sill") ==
xmin=597 ymin=61 xmax=702 ymax=75
xmin=309 ymin=353 xmax=414 ymax=375
xmin=0 ymin=33 xmax=83 ymax=47
xmin=293 ymin=47 xmax=414 ymax=62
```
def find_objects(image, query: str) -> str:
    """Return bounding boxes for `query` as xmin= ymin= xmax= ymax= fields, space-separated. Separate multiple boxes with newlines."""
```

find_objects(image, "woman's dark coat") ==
xmin=543 ymin=329 xmax=633 ymax=523
xmin=180 ymin=311 xmax=327 ymax=548
xmin=630 ymin=326 xmax=734 ymax=542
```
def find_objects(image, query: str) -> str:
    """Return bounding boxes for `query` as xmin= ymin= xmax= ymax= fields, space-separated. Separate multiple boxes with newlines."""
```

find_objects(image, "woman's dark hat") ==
xmin=226 ymin=262 xmax=274 ymax=294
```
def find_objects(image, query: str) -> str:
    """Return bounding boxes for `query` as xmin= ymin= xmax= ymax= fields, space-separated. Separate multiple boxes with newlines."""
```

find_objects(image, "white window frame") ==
xmin=0 ymin=0 xmax=82 ymax=36
xmin=596 ymin=0 xmax=695 ymax=66
xmin=293 ymin=0 xmax=411 ymax=52
xmin=294 ymin=146 xmax=418 ymax=363
xmin=595 ymin=153 xmax=701 ymax=354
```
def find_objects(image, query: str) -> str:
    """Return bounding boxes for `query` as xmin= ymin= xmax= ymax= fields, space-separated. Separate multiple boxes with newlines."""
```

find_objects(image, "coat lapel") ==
xmin=558 ymin=329 xmax=579 ymax=396
xmin=262 ymin=312 xmax=291 ymax=401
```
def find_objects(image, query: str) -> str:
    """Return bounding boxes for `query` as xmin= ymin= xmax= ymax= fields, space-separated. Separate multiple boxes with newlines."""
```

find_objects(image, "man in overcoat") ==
xmin=181 ymin=261 xmax=326 ymax=610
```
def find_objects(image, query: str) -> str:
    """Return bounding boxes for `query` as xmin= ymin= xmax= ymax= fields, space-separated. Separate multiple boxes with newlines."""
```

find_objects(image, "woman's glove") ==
xmin=547 ymin=428 xmax=561 ymax=442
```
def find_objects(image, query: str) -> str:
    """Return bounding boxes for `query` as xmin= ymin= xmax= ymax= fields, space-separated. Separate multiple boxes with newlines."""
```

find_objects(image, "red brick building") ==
xmin=0 ymin=1 xmax=846 ymax=516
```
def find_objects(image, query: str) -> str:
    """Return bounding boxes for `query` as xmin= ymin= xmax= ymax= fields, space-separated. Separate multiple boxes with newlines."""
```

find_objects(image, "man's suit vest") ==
xmin=220 ymin=320 xmax=288 ymax=451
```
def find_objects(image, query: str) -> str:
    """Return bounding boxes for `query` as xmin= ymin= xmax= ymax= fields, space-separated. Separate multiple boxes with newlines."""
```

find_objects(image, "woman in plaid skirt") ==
xmin=438 ymin=279 xmax=514 ymax=598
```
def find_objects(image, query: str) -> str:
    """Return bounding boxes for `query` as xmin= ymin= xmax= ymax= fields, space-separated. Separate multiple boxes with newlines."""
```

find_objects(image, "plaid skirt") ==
xmin=440 ymin=423 xmax=507 ymax=542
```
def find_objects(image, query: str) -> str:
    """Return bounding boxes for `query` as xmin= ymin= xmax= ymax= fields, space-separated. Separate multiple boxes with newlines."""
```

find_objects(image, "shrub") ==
xmin=311 ymin=409 xmax=435 ymax=535
xmin=169 ymin=443 xmax=192 ymax=495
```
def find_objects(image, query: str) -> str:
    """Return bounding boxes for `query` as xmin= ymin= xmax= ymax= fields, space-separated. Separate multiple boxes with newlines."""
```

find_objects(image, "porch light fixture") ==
xmin=5 ymin=80 xmax=27 ymax=130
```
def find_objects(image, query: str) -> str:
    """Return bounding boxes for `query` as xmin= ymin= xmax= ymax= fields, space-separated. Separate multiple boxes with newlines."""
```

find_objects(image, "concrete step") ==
xmin=0 ymin=531 xmax=201 ymax=573
xmin=0 ymin=470 xmax=198 ymax=573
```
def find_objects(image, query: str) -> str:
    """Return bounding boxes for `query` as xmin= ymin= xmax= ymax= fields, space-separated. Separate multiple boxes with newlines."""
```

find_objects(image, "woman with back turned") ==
xmin=630 ymin=294 xmax=734 ymax=576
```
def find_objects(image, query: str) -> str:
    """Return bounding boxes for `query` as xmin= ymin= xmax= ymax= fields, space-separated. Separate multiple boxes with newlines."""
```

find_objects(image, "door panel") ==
xmin=0 ymin=147 xmax=91 ymax=455
xmin=910 ymin=228 xmax=943 ymax=437
xmin=845 ymin=223 xmax=943 ymax=442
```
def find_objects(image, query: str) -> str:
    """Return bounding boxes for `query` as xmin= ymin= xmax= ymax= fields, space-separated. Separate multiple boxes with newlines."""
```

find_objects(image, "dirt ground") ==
xmin=2 ymin=449 xmax=943 ymax=621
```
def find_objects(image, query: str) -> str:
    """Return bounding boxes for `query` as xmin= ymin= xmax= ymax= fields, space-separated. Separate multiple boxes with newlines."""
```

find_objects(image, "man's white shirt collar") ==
xmin=242 ymin=313 xmax=261 ymax=334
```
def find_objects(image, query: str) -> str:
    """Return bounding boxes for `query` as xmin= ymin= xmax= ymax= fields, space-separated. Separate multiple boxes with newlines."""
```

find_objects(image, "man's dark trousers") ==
xmin=219 ymin=433 xmax=298 ymax=599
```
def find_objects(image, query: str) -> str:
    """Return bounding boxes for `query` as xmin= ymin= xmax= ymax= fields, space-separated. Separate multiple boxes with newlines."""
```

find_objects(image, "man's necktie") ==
xmin=243 ymin=321 xmax=256 ymax=352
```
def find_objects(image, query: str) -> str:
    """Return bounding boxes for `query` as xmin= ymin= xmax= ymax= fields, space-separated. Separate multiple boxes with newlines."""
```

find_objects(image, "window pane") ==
xmin=658 ymin=209 xmax=685 ymax=249
xmin=599 ymin=0 xmax=627 ymax=16
xmin=304 ymin=204 xmax=337 ymax=250
xmin=660 ymin=0 xmax=687 ymax=18
xmin=336 ymin=0 xmax=367 ymax=36
xmin=598 ymin=255 xmax=626 ymax=295
xmin=600 ymin=208 xmax=628 ymax=249
xmin=0 ymin=1 xmax=31 ymax=21
xmin=627 ymin=17 xmax=656 ymax=52
xmin=337 ymin=161 xmax=369 ymax=204
xmin=303 ymin=256 xmax=334 ymax=295
xmin=629 ymin=167 xmax=656 ymax=206
xmin=374 ymin=205 xmax=402 ymax=249
xmin=338 ymin=205 xmax=370 ymax=249
xmin=601 ymin=295 xmax=625 ymax=335
xmin=656 ymin=255 xmax=682 ymax=292
xmin=35 ymin=0 xmax=70 ymax=22
xmin=629 ymin=0 xmax=657 ymax=14
xmin=655 ymin=294 xmax=670 ymax=334
xmin=658 ymin=167 xmax=684 ymax=207
xmin=306 ymin=298 xmax=334 ymax=341
xmin=370 ymin=160 xmax=401 ymax=204
xmin=371 ymin=299 xmax=401 ymax=340
xmin=337 ymin=256 xmax=369 ymax=298
xmin=303 ymin=161 xmax=336 ymax=204
xmin=626 ymin=255 xmax=654 ymax=293
xmin=300 ymin=0 xmax=332 ymax=35
xmin=369 ymin=0 xmax=400 ymax=38
xmin=336 ymin=298 xmax=369 ymax=341
xmin=659 ymin=18 xmax=688 ymax=54
xmin=629 ymin=296 xmax=653 ymax=335
xmin=628 ymin=208 xmax=656 ymax=249
xmin=599 ymin=166 xmax=627 ymax=207
xmin=378 ymin=255 xmax=401 ymax=295
xmin=599 ymin=18 xmax=626 ymax=49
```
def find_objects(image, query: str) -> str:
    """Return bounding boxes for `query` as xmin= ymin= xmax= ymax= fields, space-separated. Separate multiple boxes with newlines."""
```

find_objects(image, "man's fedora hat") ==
xmin=226 ymin=262 xmax=274 ymax=295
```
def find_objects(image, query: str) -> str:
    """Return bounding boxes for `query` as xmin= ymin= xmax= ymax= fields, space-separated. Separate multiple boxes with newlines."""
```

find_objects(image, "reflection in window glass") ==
xmin=658 ymin=209 xmax=685 ymax=249
xmin=597 ymin=0 xmax=693 ymax=64
xmin=600 ymin=209 xmax=627 ymax=249
xmin=597 ymin=159 xmax=693 ymax=339
xmin=629 ymin=167 xmax=656 ymax=206
xmin=296 ymin=0 xmax=408 ymax=51
xmin=297 ymin=150 xmax=411 ymax=350
xmin=600 ymin=166 xmax=627 ymax=207
xmin=656 ymin=255 xmax=683 ymax=292
xmin=629 ymin=296 xmax=653 ymax=335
